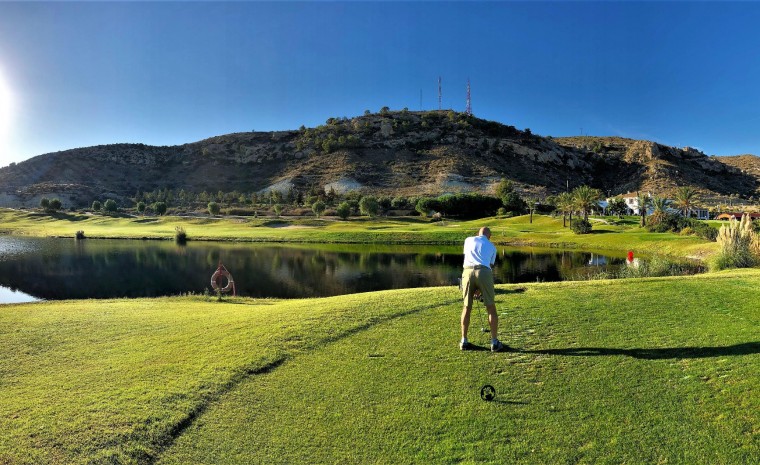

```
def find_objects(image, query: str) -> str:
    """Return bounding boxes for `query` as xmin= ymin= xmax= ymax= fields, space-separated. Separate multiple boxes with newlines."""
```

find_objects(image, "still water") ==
xmin=0 ymin=237 xmax=629 ymax=303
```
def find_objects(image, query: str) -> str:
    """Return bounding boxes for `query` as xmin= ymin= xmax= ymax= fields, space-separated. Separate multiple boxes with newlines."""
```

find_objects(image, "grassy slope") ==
xmin=0 ymin=209 xmax=717 ymax=260
xmin=2 ymin=271 xmax=759 ymax=464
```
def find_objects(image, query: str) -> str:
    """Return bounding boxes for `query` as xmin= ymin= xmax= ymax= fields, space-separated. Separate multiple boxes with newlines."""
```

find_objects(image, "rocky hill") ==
xmin=0 ymin=110 xmax=758 ymax=208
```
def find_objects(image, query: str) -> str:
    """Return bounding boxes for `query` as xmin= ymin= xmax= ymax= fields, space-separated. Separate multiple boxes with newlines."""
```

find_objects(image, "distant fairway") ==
xmin=1 ymin=270 xmax=758 ymax=464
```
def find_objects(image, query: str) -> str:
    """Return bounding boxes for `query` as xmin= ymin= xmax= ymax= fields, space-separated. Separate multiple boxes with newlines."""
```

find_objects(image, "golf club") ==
xmin=458 ymin=278 xmax=489 ymax=335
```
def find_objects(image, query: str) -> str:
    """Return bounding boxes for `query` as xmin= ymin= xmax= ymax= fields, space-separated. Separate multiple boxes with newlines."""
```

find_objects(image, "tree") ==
xmin=379 ymin=106 xmax=390 ymax=115
xmin=673 ymin=186 xmax=698 ymax=218
xmin=273 ymin=204 xmax=283 ymax=217
xmin=415 ymin=197 xmax=440 ymax=217
xmin=555 ymin=192 xmax=574 ymax=227
xmin=39 ymin=198 xmax=50 ymax=211
xmin=495 ymin=178 xmax=526 ymax=214
xmin=92 ymin=200 xmax=102 ymax=212
xmin=651 ymin=195 xmax=669 ymax=213
xmin=136 ymin=201 xmax=146 ymax=215
xmin=571 ymin=185 xmax=602 ymax=221
xmin=312 ymin=200 xmax=326 ymax=218
xmin=636 ymin=192 xmax=650 ymax=227
xmin=154 ymin=202 xmax=167 ymax=216
xmin=336 ymin=202 xmax=351 ymax=220
xmin=608 ymin=197 xmax=628 ymax=218
xmin=103 ymin=199 xmax=118 ymax=214
xmin=359 ymin=196 xmax=379 ymax=217
xmin=208 ymin=201 xmax=220 ymax=216
xmin=49 ymin=198 xmax=62 ymax=211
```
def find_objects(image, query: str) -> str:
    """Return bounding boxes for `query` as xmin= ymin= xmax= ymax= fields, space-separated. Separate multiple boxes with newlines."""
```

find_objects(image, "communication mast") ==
xmin=438 ymin=76 xmax=442 ymax=110
xmin=465 ymin=78 xmax=472 ymax=115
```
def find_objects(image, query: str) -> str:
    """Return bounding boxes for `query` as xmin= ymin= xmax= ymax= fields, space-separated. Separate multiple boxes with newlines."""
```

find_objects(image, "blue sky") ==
xmin=1 ymin=1 xmax=759 ymax=166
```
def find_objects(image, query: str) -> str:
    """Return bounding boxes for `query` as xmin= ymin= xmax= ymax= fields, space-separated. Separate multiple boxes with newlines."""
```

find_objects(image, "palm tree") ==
xmin=673 ymin=186 xmax=698 ymax=218
xmin=649 ymin=194 xmax=669 ymax=226
xmin=555 ymin=192 xmax=573 ymax=227
xmin=651 ymin=195 xmax=669 ymax=213
xmin=571 ymin=185 xmax=602 ymax=221
xmin=636 ymin=192 xmax=652 ymax=227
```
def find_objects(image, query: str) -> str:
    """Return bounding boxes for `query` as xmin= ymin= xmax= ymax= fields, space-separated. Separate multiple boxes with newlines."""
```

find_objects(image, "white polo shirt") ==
xmin=463 ymin=235 xmax=496 ymax=269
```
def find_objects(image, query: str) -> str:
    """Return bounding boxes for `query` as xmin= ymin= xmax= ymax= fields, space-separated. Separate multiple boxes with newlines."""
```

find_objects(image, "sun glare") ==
xmin=0 ymin=67 xmax=12 ymax=162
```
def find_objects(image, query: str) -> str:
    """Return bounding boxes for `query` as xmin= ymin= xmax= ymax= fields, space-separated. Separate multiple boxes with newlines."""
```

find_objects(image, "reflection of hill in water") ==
xmin=0 ymin=238 xmax=626 ymax=300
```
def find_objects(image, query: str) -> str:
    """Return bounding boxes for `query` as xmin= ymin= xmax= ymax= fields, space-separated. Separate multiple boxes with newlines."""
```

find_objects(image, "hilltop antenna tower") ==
xmin=438 ymin=76 xmax=442 ymax=110
xmin=465 ymin=78 xmax=472 ymax=115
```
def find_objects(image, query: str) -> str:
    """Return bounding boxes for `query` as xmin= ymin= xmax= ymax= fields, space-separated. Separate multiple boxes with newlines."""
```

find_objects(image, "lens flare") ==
xmin=0 ymin=68 xmax=12 ymax=162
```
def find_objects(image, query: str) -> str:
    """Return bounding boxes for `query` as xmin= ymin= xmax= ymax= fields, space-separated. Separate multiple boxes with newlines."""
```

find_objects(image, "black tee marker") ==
xmin=480 ymin=384 xmax=496 ymax=401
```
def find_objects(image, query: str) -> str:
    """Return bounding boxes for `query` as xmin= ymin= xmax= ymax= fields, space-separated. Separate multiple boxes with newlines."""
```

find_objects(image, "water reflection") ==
xmin=0 ymin=237 xmax=631 ymax=302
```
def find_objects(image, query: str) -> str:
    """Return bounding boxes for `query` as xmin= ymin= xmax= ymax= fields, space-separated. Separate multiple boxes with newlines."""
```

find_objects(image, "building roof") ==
xmin=715 ymin=212 xmax=760 ymax=220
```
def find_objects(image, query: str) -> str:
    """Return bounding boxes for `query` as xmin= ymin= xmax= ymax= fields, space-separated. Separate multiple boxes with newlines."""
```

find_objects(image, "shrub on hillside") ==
xmin=359 ymin=196 xmax=379 ymax=217
xmin=154 ymin=202 xmax=167 ymax=216
xmin=208 ymin=202 xmax=220 ymax=216
xmin=312 ymin=200 xmax=326 ymax=218
xmin=103 ymin=199 xmax=118 ymax=214
xmin=336 ymin=202 xmax=351 ymax=220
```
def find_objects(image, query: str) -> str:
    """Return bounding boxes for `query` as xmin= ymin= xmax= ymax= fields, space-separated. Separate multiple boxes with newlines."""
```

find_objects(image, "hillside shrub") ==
xmin=91 ymin=200 xmax=102 ymax=212
xmin=359 ymin=196 xmax=379 ymax=217
xmin=154 ymin=202 xmax=167 ymax=216
xmin=437 ymin=193 xmax=502 ymax=219
xmin=570 ymin=219 xmax=592 ymax=234
xmin=312 ymin=200 xmax=326 ymax=218
xmin=103 ymin=199 xmax=118 ymax=214
xmin=415 ymin=198 xmax=440 ymax=217
xmin=336 ymin=202 xmax=351 ymax=220
xmin=390 ymin=196 xmax=409 ymax=209
xmin=208 ymin=202 xmax=220 ymax=216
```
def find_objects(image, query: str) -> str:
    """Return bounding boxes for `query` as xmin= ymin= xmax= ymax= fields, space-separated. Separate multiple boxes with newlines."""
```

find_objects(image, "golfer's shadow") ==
xmin=495 ymin=287 xmax=526 ymax=295
xmin=519 ymin=342 xmax=760 ymax=360
xmin=463 ymin=344 xmax=491 ymax=352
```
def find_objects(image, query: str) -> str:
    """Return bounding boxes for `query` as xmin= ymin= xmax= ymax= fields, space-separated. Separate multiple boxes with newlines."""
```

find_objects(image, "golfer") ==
xmin=460 ymin=227 xmax=506 ymax=352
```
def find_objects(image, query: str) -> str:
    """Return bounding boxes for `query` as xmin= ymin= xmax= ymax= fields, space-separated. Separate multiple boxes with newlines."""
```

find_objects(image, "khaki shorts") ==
xmin=461 ymin=267 xmax=495 ymax=307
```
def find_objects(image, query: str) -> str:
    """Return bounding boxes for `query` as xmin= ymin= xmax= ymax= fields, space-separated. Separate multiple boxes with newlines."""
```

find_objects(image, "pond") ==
xmin=0 ymin=237 xmax=633 ymax=303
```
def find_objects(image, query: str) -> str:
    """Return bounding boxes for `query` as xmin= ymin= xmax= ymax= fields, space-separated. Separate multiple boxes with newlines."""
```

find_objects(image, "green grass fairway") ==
xmin=2 ymin=271 xmax=758 ymax=464
xmin=0 ymin=209 xmax=717 ymax=260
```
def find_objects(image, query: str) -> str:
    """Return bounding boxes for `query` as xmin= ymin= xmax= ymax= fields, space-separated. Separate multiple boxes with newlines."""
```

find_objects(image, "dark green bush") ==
xmin=336 ymin=202 xmax=351 ymax=220
xmin=570 ymin=219 xmax=593 ymax=234
xmin=174 ymin=226 xmax=187 ymax=244
xmin=646 ymin=213 xmax=716 ymax=241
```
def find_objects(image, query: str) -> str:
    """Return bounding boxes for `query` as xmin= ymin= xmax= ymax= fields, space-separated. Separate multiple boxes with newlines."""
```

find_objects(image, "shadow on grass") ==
xmin=496 ymin=287 xmax=526 ymax=295
xmin=493 ymin=399 xmax=530 ymax=405
xmin=520 ymin=342 xmax=760 ymax=359
xmin=45 ymin=212 xmax=89 ymax=222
